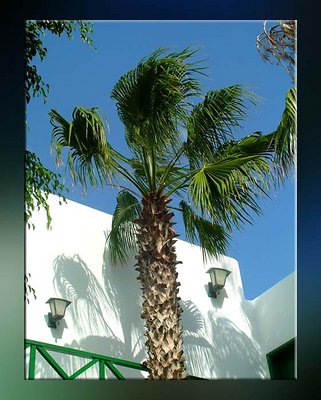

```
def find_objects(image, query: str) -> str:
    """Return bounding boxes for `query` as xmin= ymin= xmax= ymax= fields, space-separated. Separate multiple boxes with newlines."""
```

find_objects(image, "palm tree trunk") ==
xmin=135 ymin=190 xmax=188 ymax=379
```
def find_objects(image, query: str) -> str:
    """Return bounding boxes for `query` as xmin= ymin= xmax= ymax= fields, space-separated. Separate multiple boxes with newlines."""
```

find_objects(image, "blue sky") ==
xmin=26 ymin=21 xmax=295 ymax=300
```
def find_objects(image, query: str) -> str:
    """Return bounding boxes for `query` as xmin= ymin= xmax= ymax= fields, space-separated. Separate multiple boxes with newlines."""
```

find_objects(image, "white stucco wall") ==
xmin=251 ymin=273 xmax=296 ymax=355
xmin=25 ymin=194 xmax=295 ymax=379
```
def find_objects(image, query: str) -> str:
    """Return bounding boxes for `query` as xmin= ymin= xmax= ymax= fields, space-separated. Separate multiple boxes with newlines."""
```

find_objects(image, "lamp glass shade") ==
xmin=207 ymin=268 xmax=231 ymax=288
xmin=46 ymin=298 xmax=71 ymax=321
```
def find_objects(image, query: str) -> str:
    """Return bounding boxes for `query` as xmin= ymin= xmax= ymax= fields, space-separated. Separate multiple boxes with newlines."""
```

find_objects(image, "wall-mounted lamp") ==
xmin=206 ymin=268 xmax=231 ymax=298
xmin=46 ymin=298 xmax=71 ymax=328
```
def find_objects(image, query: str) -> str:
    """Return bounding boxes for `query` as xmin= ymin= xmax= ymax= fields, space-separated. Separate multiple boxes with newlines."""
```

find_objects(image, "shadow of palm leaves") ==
xmin=102 ymin=232 xmax=216 ymax=378
xmin=204 ymin=312 xmax=268 ymax=378
xmin=102 ymin=235 xmax=146 ymax=369
xmin=181 ymin=300 xmax=205 ymax=335
xmin=30 ymin=253 xmax=147 ymax=379
xmin=51 ymin=254 xmax=146 ymax=378
xmin=45 ymin=251 xmax=269 ymax=379
xmin=180 ymin=300 xmax=213 ymax=377
xmin=53 ymin=254 xmax=116 ymax=338
xmin=179 ymin=300 xmax=268 ymax=378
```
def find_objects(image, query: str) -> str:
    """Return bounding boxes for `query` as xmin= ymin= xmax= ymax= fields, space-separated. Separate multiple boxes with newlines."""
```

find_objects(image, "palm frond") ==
xmin=256 ymin=20 xmax=296 ymax=83
xmin=106 ymin=190 xmax=142 ymax=266
xmin=50 ymin=107 xmax=125 ymax=191
xmin=186 ymin=85 xmax=259 ymax=168
xmin=188 ymin=143 xmax=273 ymax=230
xmin=180 ymin=200 xmax=230 ymax=261
xmin=111 ymin=47 xmax=204 ymax=156
xmin=213 ymin=131 xmax=275 ymax=160
xmin=157 ymin=165 xmax=188 ymax=198
xmin=273 ymin=87 xmax=296 ymax=180
xmin=129 ymin=156 xmax=188 ymax=197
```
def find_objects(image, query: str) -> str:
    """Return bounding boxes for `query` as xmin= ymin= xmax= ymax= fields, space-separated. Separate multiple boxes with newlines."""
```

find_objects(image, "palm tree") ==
xmin=49 ymin=48 xmax=289 ymax=379
xmin=256 ymin=20 xmax=296 ymax=83
xmin=256 ymin=20 xmax=297 ymax=180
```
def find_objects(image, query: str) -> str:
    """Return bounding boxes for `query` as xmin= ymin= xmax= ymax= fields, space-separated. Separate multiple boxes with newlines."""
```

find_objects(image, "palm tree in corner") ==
xmin=49 ymin=48 xmax=291 ymax=379
xmin=256 ymin=20 xmax=296 ymax=180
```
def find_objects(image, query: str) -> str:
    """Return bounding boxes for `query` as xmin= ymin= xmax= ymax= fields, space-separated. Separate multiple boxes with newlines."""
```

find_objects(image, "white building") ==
xmin=25 ymin=194 xmax=296 ymax=379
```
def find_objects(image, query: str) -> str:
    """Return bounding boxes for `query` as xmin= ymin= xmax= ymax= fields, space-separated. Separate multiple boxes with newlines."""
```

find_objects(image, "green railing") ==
xmin=25 ymin=339 xmax=205 ymax=380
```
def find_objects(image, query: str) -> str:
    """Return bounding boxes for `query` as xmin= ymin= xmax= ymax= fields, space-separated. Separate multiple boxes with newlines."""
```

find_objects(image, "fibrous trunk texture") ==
xmin=135 ymin=190 xmax=188 ymax=379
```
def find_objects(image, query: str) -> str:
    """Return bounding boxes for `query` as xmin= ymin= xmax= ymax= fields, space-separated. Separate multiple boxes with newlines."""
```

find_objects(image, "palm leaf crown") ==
xmin=50 ymin=48 xmax=293 ymax=263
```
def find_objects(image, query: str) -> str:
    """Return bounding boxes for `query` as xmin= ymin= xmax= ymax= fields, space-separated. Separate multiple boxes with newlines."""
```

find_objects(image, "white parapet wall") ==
xmin=251 ymin=273 xmax=296 ymax=355
xmin=25 ymin=194 xmax=295 ymax=379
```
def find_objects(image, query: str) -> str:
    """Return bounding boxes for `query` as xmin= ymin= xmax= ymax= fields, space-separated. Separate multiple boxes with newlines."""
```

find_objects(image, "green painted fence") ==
xmin=25 ymin=339 xmax=205 ymax=380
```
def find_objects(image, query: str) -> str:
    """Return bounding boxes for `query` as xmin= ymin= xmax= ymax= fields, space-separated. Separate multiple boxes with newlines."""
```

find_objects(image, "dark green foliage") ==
xmin=25 ymin=20 xmax=95 ymax=228
xmin=24 ymin=20 xmax=95 ymax=303
xmin=50 ymin=48 xmax=295 ymax=263
xmin=49 ymin=106 xmax=131 ymax=192
xmin=25 ymin=151 xmax=67 ymax=230
xmin=50 ymin=107 xmax=111 ymax=190
xmin=25 ymin=20 xmax=94 ymax=104
xmin=106 ymin=190 xmax=142 ymax=265
xmin=111 ymin=48 xmax=203 ymax=155
xmin=186 ymin=85 xmax=258 ymax=168
xmin=273 ymin=88 xmax=296 ymax=180
xmin=180 ymin=200 xmax=231 ymax=261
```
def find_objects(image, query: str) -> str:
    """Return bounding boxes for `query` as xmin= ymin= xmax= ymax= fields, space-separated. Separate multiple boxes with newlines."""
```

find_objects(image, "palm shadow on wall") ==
xmin=53 ymin=254 xmax=116 ymax=338
xmin=101 ymin=231 xmax=267 ymax=379
xmin=181 ymin=300 xmax=268 ymax=379
xmin=101 ymin=233 xmax=147 ymax=377
xmin=44 ymin=254 xmax=132 ymax=378
xmin=101 ymin=239 xmax=218 ymax=379
xmin=180 ymin=299 xmax=214 ymax=377
xmin=206 ymin=312 xmax=268 ymax=378
xmin=44 ymin=253 xmax=267 ymax=379
xmin=49 ymin=250 xmax=147 ymax=378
